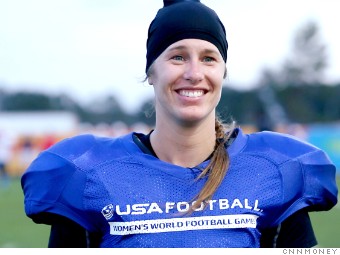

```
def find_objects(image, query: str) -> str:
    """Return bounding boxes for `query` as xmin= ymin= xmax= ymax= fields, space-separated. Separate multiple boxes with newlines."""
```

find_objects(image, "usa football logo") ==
xmin=101 ymin=204 xmax=114 ymax=220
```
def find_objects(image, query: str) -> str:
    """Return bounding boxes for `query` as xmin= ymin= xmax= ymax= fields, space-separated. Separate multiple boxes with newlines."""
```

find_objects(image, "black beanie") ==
xmin=145 ymin=0 xmax=228 ymax=74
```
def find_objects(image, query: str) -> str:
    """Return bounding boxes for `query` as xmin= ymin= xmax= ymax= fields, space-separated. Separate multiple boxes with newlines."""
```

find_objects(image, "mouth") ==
xmin=177 ymin=89 xmax=205 ymax=98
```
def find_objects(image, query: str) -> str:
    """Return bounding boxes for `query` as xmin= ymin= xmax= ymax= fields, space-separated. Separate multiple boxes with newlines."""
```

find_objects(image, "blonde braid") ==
xmin=189 ymin=117 xmax=235 ymax=212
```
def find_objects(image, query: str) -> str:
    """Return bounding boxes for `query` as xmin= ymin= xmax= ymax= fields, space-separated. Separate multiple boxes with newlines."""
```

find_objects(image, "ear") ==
xmin=223 ymin=67 xmax=227 ymax=79
xmin=148 ymin=77 xmax=154 ymax=85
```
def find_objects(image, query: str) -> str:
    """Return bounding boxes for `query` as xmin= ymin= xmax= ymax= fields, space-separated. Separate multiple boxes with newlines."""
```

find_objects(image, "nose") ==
xmin=183 ymin=60 xmax=204 ymax=83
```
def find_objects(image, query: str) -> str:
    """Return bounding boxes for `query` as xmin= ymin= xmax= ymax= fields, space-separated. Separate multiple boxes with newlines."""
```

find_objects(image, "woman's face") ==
xmin=148 ymin=38 xmax=226 ymax=125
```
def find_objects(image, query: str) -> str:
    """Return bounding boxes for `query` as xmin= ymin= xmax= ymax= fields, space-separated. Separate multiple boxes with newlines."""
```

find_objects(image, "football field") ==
xmin=0 ymin=177 xmax=339 ymax=248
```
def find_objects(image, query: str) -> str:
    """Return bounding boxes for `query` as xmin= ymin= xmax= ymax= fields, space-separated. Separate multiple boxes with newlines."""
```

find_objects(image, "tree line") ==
xmin=1 ymin=81 xmax=339 ymax=127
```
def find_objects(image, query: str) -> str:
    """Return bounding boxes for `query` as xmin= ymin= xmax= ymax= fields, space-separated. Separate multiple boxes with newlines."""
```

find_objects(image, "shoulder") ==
xmin=22 ymin=132 xmax=135 ymax=186
xmin=48 ymin=133 xmax=97 ymax=156
xmin=246 ymin=130 xmax=321 ymax=159
xmin=48 ymin=133 xmax=117 ymax=155
xmin=46 ymin=133 xmax=133 ymax=166
xmin=236 ymin=128 xmax=337 ymax=220
xmin=239 ymin=130 xmax=336 ymax=172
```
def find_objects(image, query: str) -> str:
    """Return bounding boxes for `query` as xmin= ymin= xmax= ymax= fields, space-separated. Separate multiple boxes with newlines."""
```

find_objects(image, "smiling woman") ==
xmin=21 ymin=0 xmax=338 ymax=248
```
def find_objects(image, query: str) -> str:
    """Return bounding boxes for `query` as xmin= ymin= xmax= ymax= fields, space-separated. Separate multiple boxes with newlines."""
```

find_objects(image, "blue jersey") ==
xmin=21 ymin=128 xmax=338 ymax=247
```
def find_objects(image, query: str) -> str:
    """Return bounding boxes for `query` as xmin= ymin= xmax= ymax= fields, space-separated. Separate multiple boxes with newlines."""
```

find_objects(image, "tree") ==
xmin=279 ymin=20 xmax=328 ymax=86
xmin=252 ymin=20 xmax=330 ymax=128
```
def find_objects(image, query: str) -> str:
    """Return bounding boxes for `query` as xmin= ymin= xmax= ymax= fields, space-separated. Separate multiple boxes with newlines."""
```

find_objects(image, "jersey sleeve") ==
xmin=252 ymin=132 xmax=338 ymax=227
xmin=21 ymin=134 xmax=98 ymax=232
xmin=268 ymin=133 xmax=338 ymax=226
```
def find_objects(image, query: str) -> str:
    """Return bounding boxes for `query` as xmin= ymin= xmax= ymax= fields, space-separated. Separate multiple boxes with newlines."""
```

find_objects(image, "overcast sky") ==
xmin=1 ymin=0 xmax=339 ymax=113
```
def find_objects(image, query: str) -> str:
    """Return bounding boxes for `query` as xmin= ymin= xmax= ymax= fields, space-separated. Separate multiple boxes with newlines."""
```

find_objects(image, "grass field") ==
xmin=0 ymin=177 xmax=339 ymax=248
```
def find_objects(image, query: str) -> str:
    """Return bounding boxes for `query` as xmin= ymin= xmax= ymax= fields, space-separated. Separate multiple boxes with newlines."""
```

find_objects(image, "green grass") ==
xmin=0 ymin=177 xmax=339 ymax=248
xmin=310 ymin=207 xmax=340 ymax=247
xmin=309 ymin=175 xmax=340 ymax=248
xmin=0 ymin=178 xmax=50 ymax=248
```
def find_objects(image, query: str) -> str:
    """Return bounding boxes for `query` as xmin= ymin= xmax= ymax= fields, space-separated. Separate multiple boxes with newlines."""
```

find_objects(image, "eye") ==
xmin=203 ymin=56 xmax=215 ymax=63
xmin=171 ymin=55 xmax=184 ymax=61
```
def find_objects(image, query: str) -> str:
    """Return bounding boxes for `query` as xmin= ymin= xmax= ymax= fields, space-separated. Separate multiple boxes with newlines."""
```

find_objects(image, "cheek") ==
xmin=151 ymin=74 xmax=171 ymax=99
xmin=152 ymin=68 xmax=179 ymax=89
xmin=208 ymin=69 xmax=224 ymax=88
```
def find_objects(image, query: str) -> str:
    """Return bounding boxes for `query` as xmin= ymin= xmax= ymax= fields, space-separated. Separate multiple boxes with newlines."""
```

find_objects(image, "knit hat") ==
xmin=145 ymin=0 xmax=228 ymax=74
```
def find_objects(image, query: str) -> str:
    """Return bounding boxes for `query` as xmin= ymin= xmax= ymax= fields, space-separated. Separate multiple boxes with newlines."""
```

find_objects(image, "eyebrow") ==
xmin=166 ymin=45 xmax=187 ymax=52
xmin=166 ymin=45 xmax=219 ymax=55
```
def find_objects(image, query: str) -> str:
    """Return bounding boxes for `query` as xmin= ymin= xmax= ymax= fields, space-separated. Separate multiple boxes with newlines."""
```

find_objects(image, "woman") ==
xmin=21 ymin=0 xmax=338 ymax=248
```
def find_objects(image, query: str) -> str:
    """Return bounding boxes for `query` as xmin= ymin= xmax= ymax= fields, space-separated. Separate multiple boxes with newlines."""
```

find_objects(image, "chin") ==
xmin=176 ymin=109 xmax=212 ymax=125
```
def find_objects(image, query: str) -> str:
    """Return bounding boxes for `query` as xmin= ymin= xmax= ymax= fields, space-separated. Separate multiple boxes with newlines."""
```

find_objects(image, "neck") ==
xmin=150 ymin=118 xmax=216 ymax=168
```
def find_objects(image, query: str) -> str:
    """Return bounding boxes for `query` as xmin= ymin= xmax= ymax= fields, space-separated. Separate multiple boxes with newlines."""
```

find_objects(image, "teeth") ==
xmin=179 ymin=90 xmax=204 ymax=98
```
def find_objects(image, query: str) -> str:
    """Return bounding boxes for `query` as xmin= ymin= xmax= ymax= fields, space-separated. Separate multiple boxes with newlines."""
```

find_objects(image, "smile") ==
xmin=178 ymin=90 xmax=204 ymax=98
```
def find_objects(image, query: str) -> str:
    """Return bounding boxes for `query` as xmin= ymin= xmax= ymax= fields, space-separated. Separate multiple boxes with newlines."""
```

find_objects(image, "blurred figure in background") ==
xmin=40 ymin=134 xmax=56 ymax=151
xmin=20 ymin=136 xmax=36 ymax=169
xmin=0 ymin=129 xmax=12 ymax=189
